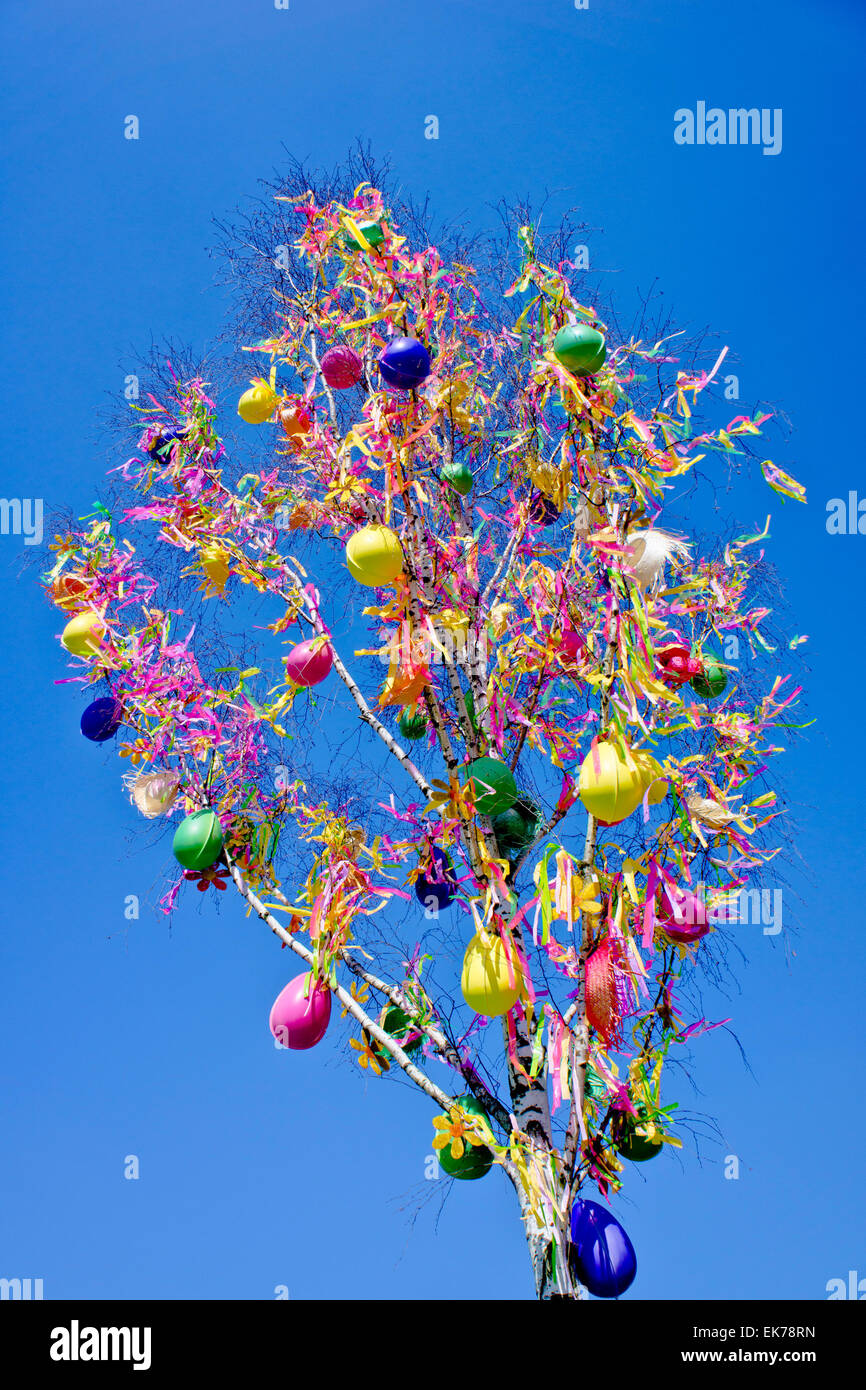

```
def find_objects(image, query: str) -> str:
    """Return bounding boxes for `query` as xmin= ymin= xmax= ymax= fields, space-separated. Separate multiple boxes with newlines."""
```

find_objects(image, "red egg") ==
xmin=656 ymin=642 xmax=702 ymax=689
xmin=284 ymin=638 xmax=334 ymax=687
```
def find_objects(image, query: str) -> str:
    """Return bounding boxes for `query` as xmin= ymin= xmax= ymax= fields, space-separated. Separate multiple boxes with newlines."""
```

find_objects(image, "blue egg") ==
xmin=529 ymin=491 xmax=560 ymax=527
xmin=379 ymin=337 xmax=431 ymax=390
xmin=415 ymin=846 xmax=457 ymax=911
xmin=80 ymin=697 xmax=123 ymax=743
xmin=569 ymin=1198 xmax=637 ymax=1298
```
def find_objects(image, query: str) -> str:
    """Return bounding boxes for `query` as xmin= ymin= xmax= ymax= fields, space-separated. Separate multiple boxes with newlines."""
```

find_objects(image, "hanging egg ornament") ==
xmin=613 ymin=1106 xmax=664 ymax=1163
xmin=284 ymin=638 xmax=334 ymax=688
xmin=269 ymin=974 xmax=331 ymax=1050
xmin=553 ymin=324 xmax=607 ymax=376
xmin=462 ymin=757 xmax=518 ymax=817
xmin=237 ymin=381 xmax=279 ymax=424
xmin=398 ymin=706 xmax=428 ymax=740
xmin=578 ymin=742 xmax=643 ymax=823
xmin=442 ymin=458 xmax=474 ymax=496
xmin=372 ymin=1004 xmax=423 ymax=1064
xmin=80 ymin=697 xmax=123 ymax=743
xmin=344 ymin=220 xmax=385 ymax=251
xmin=691 ymin=657 xmax=727 ymax=700
xmin=569 ymin=1199 xmax=637 ymax=1298
xmin=492 ymin=797 xmax=539 ymax=856
xmin=632 ymin=750 xmax=669 ymax=806
xmin=130 ymin=769 xmax=180 ymax=819
xmin=657 ymin=884 xmax=710 ymax=944
xmin=437 ymin=1095 xmax=495 ymax=1181
xmin=460 ymin=933 xmax=522 ymax=1017
xmin=656 ymin=642 xmax=702 ymax=689
xmin=529 ymin=491 xmax=560 ymax=527
xmin=558 ymin=627 xmax=585 ymax=666
xmin=345 ymin=524 xmax=404 ymax=586
xmin=277 ymin=400 xmax=311 ymax=441
xmin=200 ymin=543 xmax=230 ymax=592
xmin=147 ymin=428 xmax=187 ymax=463
xmin=61 ymin=611 xmax=106 ymax=657
xmin=172 ymin=809 xmax=224 ymax=871
xmin=415 ymin=846 xmax=458 ymax=912
xmin=52 ymin=573 xmax=90 ymax=611
xmin=378 ymin=336 xmax=431 ymax=390
xmin=320 ymin=345 xmax=363 ymax=389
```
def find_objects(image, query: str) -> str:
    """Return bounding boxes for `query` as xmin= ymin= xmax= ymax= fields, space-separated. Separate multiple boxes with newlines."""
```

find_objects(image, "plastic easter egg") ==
xmin=284 ymin=638 xmax=334 ymax=688
xmin=130 ymin=770 xmax=180 ymax=818
xmin=442 ymin=458 xmax=473 ymax=496
xmin=492 ymin=797 xmax=539 ymax=855
xmin=584 ymin=1065 xmax=608 ymax=1103
xmin=172 ymin=809 xmax=224 ymax=871
xmin=269 ymin=973 xmax=331 ymax=1050
xmin=372 ymin=1004 xmax=423 ymax=1063
xmin=569 ymin=1199 xmax=637 ymax=1298
xmin=277 ymin=401 xmax=311 ymax=440
xmin=415 ymin=846 xmax=458 ymax=912
xmin=344 ymin=220 xmax=385 ymax=251
xmin=437 ymin=1095 xmax=495 ymax=1180
xmin=320 ymin=345 xmax=363 ymax=389
xmin=398 ymin=706 xmax=428 ymax=740
xmin=558 ymin=627 xmax=585 ymax=665
xmin=147 ymin=428 xmax=186 ymax=462
xmin=632 ymin=750 xmax=669 ymax=806
xmin=345 ymin=524 xmax=404 ymax=586
xmin=530 ymin=491 xmax=560 ymax=527
xmin=578 ymin=742 xmax=643 ymax=823
xmin=53 ymin=573 xmax=90 ymax=611
xmin=691 ymin=657 xmax=727 ymax=700
xmin=61 ymin=611 xmax=105 ymax=657
xmin=80 ymin=697 xmax=123 ymax=743
xmin=553 ymin=324 xmax=607 ymax=377
xmin=379 ymin=336 xmax=431 ymax=390
xmin=657 ymin=884 xmax=710 ymax=944
xmin=461 ymin=933 xmax=522 ymax=1017
xmin=614 ymin=1106 xmax=664 ymax=1163
xmin=238 ymin=383 xmax=279 ymax=424
xmin=462 ymin=757 xmax=518 ymax=817
xmin=656 ymin=642 xmax=701 ymax=689
xmin=200 ymin=543 xmax=230 ymax=591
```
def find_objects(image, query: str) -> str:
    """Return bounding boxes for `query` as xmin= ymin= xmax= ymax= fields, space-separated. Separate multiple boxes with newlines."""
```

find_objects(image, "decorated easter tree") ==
xmin=45 ymin=178 xmax=806 ymax=1300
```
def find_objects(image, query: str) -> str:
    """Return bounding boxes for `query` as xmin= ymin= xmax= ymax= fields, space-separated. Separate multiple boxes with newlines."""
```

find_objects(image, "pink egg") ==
xmin=269 ymin=974 xmax=332 ymax=1050
xmin=320 ymin=346 xmax=363 ymax=389
xmin=284 ymin=638 xmax=334 ymax=687
xmin=559 ymin=628 xmax=585 ymax=664
xmin=658 ymin=885 xmax=710 ymax=943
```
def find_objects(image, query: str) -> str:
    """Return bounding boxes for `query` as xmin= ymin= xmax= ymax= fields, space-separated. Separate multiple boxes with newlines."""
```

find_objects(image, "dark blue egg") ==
xmin=415 ymin=845 xmax=457 ymax=911
xmin=147 ymin=429 xmax=186 ymax=462
xmin=80 ymin=697 xmax=124 ymax=743
xmin=529 ymin=491 xmax=560 ymax=527
xmin=379 ymin=337 xmax=431 ymax=390
xmin=569 ymin=1198 xmax=637 ymax=1298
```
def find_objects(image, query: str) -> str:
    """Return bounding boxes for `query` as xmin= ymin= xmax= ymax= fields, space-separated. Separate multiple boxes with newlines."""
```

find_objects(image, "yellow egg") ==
xmin=61 ymin=611 xmax=106 ymax=656
xmin=238 ymin=383 xmax=279 ymax=424
xmin=460 ymin=933 xmax=522 ymax=1017
xmin=345 ymin=524 xmax=404 ymax=586
xmin=632 ymin=750 xmax=669 ymax=806
xmin=578 ymin=741 xmax=643 ymax=824
xmin=200 ymin=544 xmax=230 ymax=591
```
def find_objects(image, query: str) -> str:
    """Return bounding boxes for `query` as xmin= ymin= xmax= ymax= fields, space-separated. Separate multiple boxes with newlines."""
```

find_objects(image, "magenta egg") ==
xmin=284 ymin=638 xmax=334 ymax=687
xmin=320 ymin=345 xmax=363 ymax=389
xmin=658 ymin=885 xmax=710 ymax=943
xmin=269 ymin=974 xmax=332 ymax=1050
xmin=559 ymin=628 xmax=585 ymax=664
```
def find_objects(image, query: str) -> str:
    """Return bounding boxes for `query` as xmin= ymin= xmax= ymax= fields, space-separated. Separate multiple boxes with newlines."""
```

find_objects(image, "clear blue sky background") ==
xmin=1 ymin=0 xmax=864 ymax=1300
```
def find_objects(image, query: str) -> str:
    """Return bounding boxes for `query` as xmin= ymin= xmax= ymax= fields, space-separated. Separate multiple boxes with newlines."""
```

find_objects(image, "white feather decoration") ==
xmin=624 ymin=528 xmax=691 ymax=589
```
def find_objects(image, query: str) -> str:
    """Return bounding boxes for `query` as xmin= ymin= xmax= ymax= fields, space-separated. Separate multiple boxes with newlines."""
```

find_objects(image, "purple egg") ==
xmin=80 ymin=697 xmax=123 ymax=743
xmin=530 ymin=491 xmax=560 ymax=527
xmin=569 ymin=1198 xmax=637 ymax=1298
xmin=415 ymin=845 xmax=457 ymax=911
xmin=379 ymin=336 xmax=431 ymax=390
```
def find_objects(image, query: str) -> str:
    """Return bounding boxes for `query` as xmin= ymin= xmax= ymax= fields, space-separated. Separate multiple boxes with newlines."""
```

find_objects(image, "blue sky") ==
xmin=1 ymin=0 xmax=864 ymax=1300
